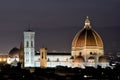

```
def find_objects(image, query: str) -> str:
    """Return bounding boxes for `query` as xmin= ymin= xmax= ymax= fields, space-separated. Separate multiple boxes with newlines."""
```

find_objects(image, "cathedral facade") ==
xmin=7 ymin=17 xmax=109 ymax=68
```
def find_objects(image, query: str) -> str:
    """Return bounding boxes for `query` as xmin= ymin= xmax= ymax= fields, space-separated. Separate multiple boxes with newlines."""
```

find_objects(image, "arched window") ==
xmin=42 ymin=52 xmax=43 ymax=59
xmin=57 ymin=58 xmax=59 ymax=62
xmin=31 ymin=41 xmax=33 ymax=47
xmin=26 ymin=59 xmax=29 ymax=62
xmin=26 ymin=41 xmax=29 ymax=47
xmin=26 ymin=52 xmax=29 ymax=55
xmin=79 ymin=52 xmax=82 ymax=56
xmin=47 ymin=58 xmax=50 ymax=62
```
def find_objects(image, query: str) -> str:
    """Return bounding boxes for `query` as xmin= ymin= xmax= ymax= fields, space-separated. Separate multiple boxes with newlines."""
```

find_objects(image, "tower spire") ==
xmin=27 ymin=24 xmax=32 ymax=31
xmin=84 ymin=16 xmax=91 ymax=28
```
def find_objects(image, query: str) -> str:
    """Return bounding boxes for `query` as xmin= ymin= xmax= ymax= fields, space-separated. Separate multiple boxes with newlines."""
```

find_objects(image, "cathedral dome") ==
xmin=9 ymin=47 xmax=20 ymax=58
xmin=72 ymin=17 xmax=103 ymax=47
xmin=71 ymin=16 xmax=104 ymax=58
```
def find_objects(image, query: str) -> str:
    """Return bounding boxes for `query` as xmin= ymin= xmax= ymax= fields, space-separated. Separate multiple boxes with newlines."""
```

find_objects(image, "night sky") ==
xmin=0 ymin=0 xmax=120 ymax=53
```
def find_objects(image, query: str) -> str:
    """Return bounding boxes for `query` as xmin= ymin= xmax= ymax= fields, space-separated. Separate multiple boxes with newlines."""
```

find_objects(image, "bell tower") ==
xmin=40 ymin=48 xmax=47 ymax=68
xmin=24 ymin=29 xmax=35 ymax=67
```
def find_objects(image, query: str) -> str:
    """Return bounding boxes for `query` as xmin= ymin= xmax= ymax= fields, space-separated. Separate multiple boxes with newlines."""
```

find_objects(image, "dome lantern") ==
xmin=84 ymin=16 xmax=91 ymax=28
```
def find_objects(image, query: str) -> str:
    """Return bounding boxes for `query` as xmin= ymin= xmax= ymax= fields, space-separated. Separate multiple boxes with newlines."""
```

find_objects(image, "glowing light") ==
xmin=3 ymin=58 xmax=6 ymax=61
xmin=0 ymin=58 xmax=2 ymax=61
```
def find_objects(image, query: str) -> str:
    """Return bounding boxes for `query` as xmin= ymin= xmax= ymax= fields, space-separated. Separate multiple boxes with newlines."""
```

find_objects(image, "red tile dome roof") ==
xmin=72 ymin=17 xmax=103 ymax=48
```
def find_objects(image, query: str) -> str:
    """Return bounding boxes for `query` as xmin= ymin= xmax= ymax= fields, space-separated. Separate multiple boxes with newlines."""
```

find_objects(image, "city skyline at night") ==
xmin=0 ymin=0 xmax=120 ymax=53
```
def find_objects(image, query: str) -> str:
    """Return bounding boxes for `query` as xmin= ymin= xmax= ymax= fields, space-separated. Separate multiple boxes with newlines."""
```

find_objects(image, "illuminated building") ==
xmin=71 ymin=16 xmax=108 ymax=67
xmin=34 ymin=16 xmax=109 ymax=68
xmin=24 ymin=29 xmax=35 ymax=67
xmin=7 ymin=47 xmax=19 ymax=64
xmin=72 ymin=16 xmax=104 ymax=58
xmin=6 ymin=16 xmax=109 ymax=68
xmin=0 ymin=54 xmax=7 ymax=64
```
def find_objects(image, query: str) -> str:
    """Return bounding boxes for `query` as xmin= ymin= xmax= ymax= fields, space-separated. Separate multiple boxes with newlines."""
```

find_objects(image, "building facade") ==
xmin=33 ymin=17 xmax=109 ymax=68
xmin=24 ymin=30 xmax=35 ymax=67
xmin=6 ymin=17 xmax=109 ymax=68
xmin=71 ymin=16 xmax=105 ymax=67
